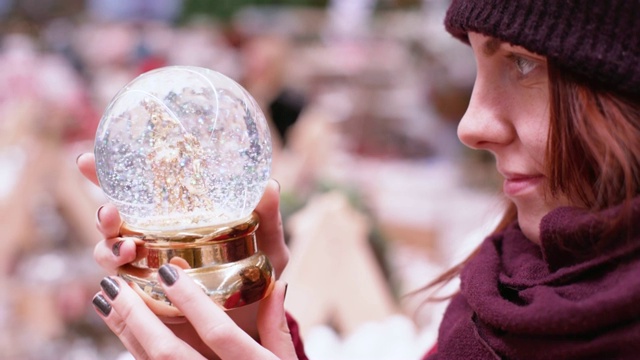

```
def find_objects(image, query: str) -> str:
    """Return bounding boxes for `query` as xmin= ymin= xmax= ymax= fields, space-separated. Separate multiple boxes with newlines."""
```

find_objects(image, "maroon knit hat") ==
xmin=444 ymin=0 xmax=640 ymax=97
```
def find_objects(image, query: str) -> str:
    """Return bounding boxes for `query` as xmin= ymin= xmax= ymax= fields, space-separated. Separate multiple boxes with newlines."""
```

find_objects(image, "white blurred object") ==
xmin=324 ymin=0 xmax=376 ymax=41
xmin=306 ymin=314 xmax=435 ymax=360
xmin=0 ymin=146 xmax=25 ymax=199
xmin=116 ymin=351 xmax=136 ymax=360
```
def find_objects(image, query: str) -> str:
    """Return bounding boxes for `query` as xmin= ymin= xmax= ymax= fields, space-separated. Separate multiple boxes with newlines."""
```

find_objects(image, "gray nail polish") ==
xmin=93 ymin=294 xmax=111 ymax=316
xmin=96 ymin=205 xmax=104 ymax=225
xmin=100 ymin=277 xmax=120 ymax=300
xmin=112 ymin=241 xmax=123 ymax=256
xmin=159 ymin=264 xmax=179 ymax=286
xmin=76 ymin=153 xmax=84 ymax=165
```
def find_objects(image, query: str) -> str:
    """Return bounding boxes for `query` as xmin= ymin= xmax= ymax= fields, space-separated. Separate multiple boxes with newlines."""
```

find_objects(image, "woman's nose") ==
xmin=457 ymin=81 xmax=513 ymax=150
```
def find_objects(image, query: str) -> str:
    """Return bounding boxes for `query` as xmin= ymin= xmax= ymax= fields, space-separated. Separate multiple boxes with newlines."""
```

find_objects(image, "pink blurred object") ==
xmin=0 ymin=34 xmax=98 ymax=142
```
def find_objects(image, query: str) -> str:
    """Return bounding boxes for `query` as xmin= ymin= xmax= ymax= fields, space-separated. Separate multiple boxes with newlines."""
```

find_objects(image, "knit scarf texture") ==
xmin=426 ymin=198 xmax=640 ymax=359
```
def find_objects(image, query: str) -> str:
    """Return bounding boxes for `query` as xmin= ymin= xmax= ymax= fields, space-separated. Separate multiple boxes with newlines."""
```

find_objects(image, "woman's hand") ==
xmin=92 ymin=270 xmax=297 ymax=359
xmin=77 ymin=152 xmax=294 ymax=358
xmin=76 ymin=153 xmax=290 ymax=277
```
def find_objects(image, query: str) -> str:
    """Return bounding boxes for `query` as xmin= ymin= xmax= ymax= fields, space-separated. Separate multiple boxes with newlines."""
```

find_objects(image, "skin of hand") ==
xmin=77 ymin=153 xmax=296 ymax=359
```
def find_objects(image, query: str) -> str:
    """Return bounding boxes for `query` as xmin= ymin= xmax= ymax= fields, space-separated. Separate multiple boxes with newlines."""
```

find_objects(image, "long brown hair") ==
xmin=416 ymin=62 xmax=640 ymax=301
xmin=546 ymin=64 xmax=640 ymax=212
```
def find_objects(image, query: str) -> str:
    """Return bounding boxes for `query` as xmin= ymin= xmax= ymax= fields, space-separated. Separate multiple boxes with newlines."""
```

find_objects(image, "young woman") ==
xmin=425 ymin=0 xmax=640 ymax=358
xmin=78 ymin=0 xmax=640 ymax=358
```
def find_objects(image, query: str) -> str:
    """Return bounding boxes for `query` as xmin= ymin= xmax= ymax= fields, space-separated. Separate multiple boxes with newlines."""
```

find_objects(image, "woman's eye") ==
xmin=512 ymin=56 xmax=538 ymax=76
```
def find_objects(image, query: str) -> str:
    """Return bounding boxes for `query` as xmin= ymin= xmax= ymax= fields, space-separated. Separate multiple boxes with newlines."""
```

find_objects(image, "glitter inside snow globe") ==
xmin=95 ymin=66 xmax=274 ymax=316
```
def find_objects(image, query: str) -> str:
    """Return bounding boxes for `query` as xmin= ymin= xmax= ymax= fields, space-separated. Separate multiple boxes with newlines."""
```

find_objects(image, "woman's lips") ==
xmin=503 ymin=175 xmax=544 ymax=196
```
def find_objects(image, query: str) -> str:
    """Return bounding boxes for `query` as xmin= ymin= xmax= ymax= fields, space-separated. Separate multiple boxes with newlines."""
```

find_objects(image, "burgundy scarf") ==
xmin=426 ymin=199 xmax=640 ymax=359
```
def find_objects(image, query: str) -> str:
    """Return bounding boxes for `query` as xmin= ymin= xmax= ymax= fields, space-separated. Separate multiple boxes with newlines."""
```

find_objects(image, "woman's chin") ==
xmin=516 ymin=208 xmax=543 ymax=244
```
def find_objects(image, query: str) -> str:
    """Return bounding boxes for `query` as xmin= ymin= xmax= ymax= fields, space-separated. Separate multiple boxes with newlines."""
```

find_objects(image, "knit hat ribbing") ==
xmin=444 ymin=0 xmax=640 ymax=97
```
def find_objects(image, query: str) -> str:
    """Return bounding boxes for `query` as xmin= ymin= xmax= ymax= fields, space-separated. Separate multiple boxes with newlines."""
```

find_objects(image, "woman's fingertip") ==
xmin=271 ymin=281 xmax=288 ymax=302
xmin=76 ymin=153 xmax=85 ymax=165
xmin=272 ymin=178 xmax=281 ymax=193
xmin=92 ymin=294 xmax=112 ymax=317
xmin=96 ymin=205 xmax=105 ymax=227
xmin=112 ymin=241 xmax=124 ymax=257
xmin=158 ymin=264 xmax=179 ymax=286
xmin=100 ymin=277 xmax=120 ymax=300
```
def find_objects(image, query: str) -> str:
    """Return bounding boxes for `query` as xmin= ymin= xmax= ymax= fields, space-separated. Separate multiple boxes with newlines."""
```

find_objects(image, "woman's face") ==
xmin=458 ymin=32 xmax=572 ymax=243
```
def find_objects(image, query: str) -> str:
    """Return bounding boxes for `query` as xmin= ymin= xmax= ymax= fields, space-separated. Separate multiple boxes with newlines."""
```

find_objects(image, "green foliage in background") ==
xmin=181 ymin=0 xmax=329 ymax=21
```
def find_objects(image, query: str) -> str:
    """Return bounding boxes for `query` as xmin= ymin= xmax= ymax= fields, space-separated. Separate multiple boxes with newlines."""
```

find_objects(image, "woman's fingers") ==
xmin=77 ymin=153 xmax=139 ymax=271
xmin=77 ymin=153 xmax=99 ymax=186
xmin=93 ymin=237 xmax=137 ymax=271
xmin=93 ymin=277 xmax=206 ymax=360
xmin=92 ymin=293 xmax=148 ymax=359
xmin=96 ymin=203 xmax=122 ymax=239
xmin=157 ymin=264 xmax=280 ymax=360
xmin=255 ymin=179 xmax=289 ymax=277
xmin=93 ymin=203 xmax=137 ymax=270
xmin=257 ymin=281 xmax=298 ymax=360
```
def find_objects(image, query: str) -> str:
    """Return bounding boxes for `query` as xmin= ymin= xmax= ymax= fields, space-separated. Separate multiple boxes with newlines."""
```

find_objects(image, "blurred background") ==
xmin=0 ymin=0 xmax=505 ymax=359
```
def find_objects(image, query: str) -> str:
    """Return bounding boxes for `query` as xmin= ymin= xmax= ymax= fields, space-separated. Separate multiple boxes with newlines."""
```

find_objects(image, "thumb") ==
xmin=257 ymin=280 xmax=297 ymax=360
xmin=77 ymin=153 xmax=100 ymax=187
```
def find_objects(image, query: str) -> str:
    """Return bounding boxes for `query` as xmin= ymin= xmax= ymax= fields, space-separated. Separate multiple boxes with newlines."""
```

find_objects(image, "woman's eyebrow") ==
xmin=482 ymin=37 xmax=502 ymax=56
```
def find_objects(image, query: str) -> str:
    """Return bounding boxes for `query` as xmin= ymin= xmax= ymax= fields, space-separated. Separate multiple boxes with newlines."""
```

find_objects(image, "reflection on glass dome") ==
xmin=95 ymin=66 xmax=272 ymax=231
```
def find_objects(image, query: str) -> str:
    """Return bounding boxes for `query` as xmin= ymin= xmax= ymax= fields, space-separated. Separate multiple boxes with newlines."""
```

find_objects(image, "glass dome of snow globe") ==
xmin=95 ymin=65 xmax=272 ymax=231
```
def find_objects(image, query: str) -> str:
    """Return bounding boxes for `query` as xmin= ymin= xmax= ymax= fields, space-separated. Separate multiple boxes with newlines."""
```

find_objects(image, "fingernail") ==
xmin=100 ymin=277 xmax=120 ymax=300
xmin=112 ymin=241 xmax=124 ymax=256
xmin=158 ymin=264 xmax=179 ymax=286
xmin=273 ymin=179 xmax=281 ymax=193
xmin=284 ymin=282 xmax=288 ymax=298
xmin=96 ymin=205 xmax=104 ymax=226
xmin=76 ymin=153 xmax=84 ymax=165
xmin=92 ymin=294 xmax=111 ymax=316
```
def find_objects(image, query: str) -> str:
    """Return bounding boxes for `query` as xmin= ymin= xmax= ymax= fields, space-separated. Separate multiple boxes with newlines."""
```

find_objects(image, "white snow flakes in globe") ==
xmin=95 ymin=66 xmax=272 ymax=231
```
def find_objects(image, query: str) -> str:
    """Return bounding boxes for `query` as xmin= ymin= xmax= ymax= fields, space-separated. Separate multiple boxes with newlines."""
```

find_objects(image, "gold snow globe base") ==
xmin=117 ymin=211 xmax=274 ymax=317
